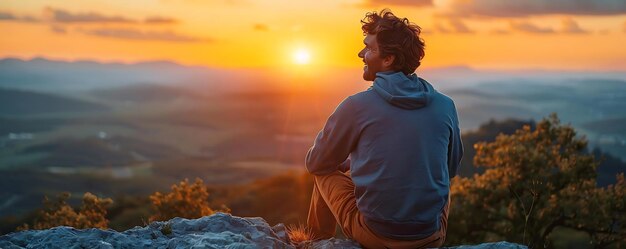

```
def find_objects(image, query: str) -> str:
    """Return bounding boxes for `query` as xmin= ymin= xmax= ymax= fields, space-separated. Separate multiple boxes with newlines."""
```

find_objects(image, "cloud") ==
xmin=501 ymin=19 xmax=590 ymax=35
xmin=161 ymin=0 xmax=248 ymax=4
xmin=509 ymin=21 xmax=555 ymax=34
xmin=3 ymin=8 xmax=178 ymax=26
xmin=489 ymin=28 xmax=509 ymax=35
xmin=360 ymin=0 xmax=433 ymax=7
xmin=0 ymin=11 xmax=15 ymax=20
xmin=81 ymin=28 xmax=211 ymax=42
xmin=560 ymin=18 xmax=589 ymax=34
xmin=45 ymin=7 xmax=135 ymax=23
xmin=444 ymin=0 xmax=626 ymax=17
xmin=0 ymin=11 xmax=40 ymax=22
xmin=447 ymin=19 xmax=474 ymax=33
xmin=434 ymin=18 xmax=475 ymax=34
xmin=144 ymin=16 xmax=179 ymax=24
xmin=434 ymin=24 xmax=450 ymax=33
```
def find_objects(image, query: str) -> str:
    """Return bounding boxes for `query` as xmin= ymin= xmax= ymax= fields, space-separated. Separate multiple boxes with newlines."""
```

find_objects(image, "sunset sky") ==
xmin=1 ymin=0 xmax=626 ymax=70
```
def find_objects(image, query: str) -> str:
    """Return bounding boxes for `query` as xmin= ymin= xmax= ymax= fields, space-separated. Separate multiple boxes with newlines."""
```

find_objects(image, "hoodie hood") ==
xmin=372 ymin=71 xmax=435 ymax=110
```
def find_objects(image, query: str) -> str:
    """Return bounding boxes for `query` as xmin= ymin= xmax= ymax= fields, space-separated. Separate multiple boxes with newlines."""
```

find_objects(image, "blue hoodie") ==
xmin=305 ymin=71 xmax=463 ymax=240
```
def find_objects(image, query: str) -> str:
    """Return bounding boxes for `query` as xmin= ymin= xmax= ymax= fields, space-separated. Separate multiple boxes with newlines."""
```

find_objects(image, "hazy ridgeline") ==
xmin=1 ymin=58 xmax=625 ymax=246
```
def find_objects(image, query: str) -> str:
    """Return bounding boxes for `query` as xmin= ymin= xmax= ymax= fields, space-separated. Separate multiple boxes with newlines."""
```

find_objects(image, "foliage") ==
xmin=161 ymin=222 xmax=172 ymax=235
xmin=18 ymin=192 xmax=112 ymax=230
xmin=218 ymin=171 xmax=314 ymax=226
xmin=149 ymin=178 xmax=229 ymax=221
xmin=106 ymin=195 xmax=152 ymax=231
xmin=287 ymin=224 xmax=314 ymax=245
xmin=457 ymin=117 xmax=626 ymax=186
xmin=458 ymin=119 xmax=535 ymax=177
xmin=448 ymin=114 xmax=626 ymax=248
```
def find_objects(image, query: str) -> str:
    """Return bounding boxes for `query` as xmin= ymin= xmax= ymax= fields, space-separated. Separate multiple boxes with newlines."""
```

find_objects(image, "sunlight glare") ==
xmin=293 ymin=49 xmax=311 ymax=65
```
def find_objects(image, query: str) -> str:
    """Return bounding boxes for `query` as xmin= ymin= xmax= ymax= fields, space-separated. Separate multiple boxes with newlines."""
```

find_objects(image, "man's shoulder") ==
xmin=427 ymin=85 xmax=456 ymax=107
xmin=346 ymin=89 xmax=378 ymax=104
xmin=435 ymin=91 xmax=455 ymax=105
xmin=331 ymin=90 xmax=378 ymax=114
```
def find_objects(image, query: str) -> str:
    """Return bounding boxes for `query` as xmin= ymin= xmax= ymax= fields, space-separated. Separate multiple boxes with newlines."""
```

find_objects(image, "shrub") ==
xmin=18 ymin=192 xmax=112 ymax=230
xmin=287 ymin=224 xmax=314 ymax=244
xmin=149 ymin=178 xmax=229 ymax=221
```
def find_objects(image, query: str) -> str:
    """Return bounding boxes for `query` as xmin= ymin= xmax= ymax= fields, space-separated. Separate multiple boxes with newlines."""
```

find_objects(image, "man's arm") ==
xmin=448 ymin=106 xmax=464 ymax=179
xmin=305 ymin=98 xmax=359 ymax=175
xmin=338 ymin=158 xmax=351 ymax=173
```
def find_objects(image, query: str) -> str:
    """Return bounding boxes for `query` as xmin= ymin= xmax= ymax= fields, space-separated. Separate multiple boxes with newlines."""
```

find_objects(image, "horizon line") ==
xmin=2 ymin=55 xmax=626 ymax=73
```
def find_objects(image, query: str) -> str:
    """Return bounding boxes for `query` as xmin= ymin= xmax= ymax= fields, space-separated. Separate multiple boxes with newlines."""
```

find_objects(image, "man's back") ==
xmin=306 ymin=71 xmax=462 ymax=240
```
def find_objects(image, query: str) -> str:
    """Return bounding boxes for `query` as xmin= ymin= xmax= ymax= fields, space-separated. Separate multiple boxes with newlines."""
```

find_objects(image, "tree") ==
xmin=458 ymin=119 xmax=535 ymax=177
xmin=448 ymin=114 xmax=626 ymax=248
xmin=149 ymin=178 xmax=229 ymax=221
xmin=18 ymin=192 xmax=112 ymax=230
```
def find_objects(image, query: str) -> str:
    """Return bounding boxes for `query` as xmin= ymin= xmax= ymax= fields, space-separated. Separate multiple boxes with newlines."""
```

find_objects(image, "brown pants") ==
xmin=307 ymin=170 xmax=449 ymax=249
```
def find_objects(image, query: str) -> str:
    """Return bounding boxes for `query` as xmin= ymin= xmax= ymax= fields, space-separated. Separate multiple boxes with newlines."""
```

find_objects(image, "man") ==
xmin=305 ymin=9 xmax=463 ymax=249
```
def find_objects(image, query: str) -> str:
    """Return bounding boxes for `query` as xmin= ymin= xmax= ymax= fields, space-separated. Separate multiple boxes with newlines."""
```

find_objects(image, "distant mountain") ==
xmin=90 ymin=84 xmax=205 ymax=103
xmin=0 ymin=117 xmax=68 ymax=134
xmin=0 ymin=57 xmax=217 ymax=93
xmin=582 ymin=118 xmax=626 ymax=135
xmin=3 ymin=57 xmax=626 ymax=95
xmin=0 ymin=57 xmax=323 ymax=94
xmin=0 ymin=88 xmax=108 ymax=116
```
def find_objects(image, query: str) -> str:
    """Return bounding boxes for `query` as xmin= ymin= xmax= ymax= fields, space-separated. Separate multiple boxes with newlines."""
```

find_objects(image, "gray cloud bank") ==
xmin=445 ymin=0 xmax=626 ymax=17
xmin=45 ymin=7 xmax=135 ymax=23
xmin=361 ymin=0 xmax=433 ymax=7
xmin=0 ymin=11 xmax=39 ymax=22
xmin=81 ymin=28 xmax=211 ymax=42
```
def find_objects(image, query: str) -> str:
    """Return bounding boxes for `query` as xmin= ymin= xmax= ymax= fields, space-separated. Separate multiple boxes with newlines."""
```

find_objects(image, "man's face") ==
xmin=358 ymin=33 xmax=390 ymax=81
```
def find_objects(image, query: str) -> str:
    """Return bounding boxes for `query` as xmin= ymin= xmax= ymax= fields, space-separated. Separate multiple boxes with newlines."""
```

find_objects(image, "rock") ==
xmin=0 ymin=213 xmax=526 ymax=249
xmin=305 ymin=238 xmax=361 ymax=249
xmin=0 ymin=213 xmax=292 ymax=249
xmin=443 ymin=241 xmax=528 ymax=249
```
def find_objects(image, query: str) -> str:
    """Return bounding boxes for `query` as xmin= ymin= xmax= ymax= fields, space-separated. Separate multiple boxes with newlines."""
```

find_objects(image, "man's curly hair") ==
xmin=361 ymin=9 xmax=425 ymax=75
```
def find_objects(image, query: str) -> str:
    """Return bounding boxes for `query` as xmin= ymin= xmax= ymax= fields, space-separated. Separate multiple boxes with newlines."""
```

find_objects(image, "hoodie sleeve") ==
xmin=447 ymin=105 xmax=464 ymax=179
xmin=305 ymin=98 xmax=360 ymax=175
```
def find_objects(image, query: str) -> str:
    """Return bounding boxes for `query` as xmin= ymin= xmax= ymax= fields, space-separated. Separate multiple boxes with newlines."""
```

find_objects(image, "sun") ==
xmin=293 ymin=48 xmax=311 ymax=65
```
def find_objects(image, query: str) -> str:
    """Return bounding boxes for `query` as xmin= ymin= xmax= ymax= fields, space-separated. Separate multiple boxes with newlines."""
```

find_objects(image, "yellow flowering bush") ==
xmin=149 ymin=178 xmax=229 ymax=221
xmin=19 ymin=192 xmax=112 ymax=230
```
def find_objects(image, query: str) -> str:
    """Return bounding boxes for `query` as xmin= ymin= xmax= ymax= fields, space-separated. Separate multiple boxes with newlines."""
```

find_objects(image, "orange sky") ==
xmin=1 ymin=0 xmax=626 ymax=70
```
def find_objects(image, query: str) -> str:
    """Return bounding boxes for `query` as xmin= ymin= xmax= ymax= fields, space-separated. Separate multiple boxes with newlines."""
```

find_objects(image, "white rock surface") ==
xmin=0 ymin=213 xmax=526 ymax=249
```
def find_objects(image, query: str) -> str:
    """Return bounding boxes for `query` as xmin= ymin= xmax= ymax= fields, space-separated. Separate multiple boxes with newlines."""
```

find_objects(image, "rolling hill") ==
xmin=0 ymin=88 xmax=108 ymax=116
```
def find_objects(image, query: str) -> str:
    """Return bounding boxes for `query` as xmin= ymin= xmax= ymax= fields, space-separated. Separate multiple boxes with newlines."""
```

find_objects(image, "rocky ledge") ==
xmin=0 ymin=213 xmax=526 ymax=249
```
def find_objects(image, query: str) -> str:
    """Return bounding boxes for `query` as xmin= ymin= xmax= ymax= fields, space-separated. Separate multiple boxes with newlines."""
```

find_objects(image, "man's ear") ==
xmin=383 ymin=55 xmax=395 ymax=69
